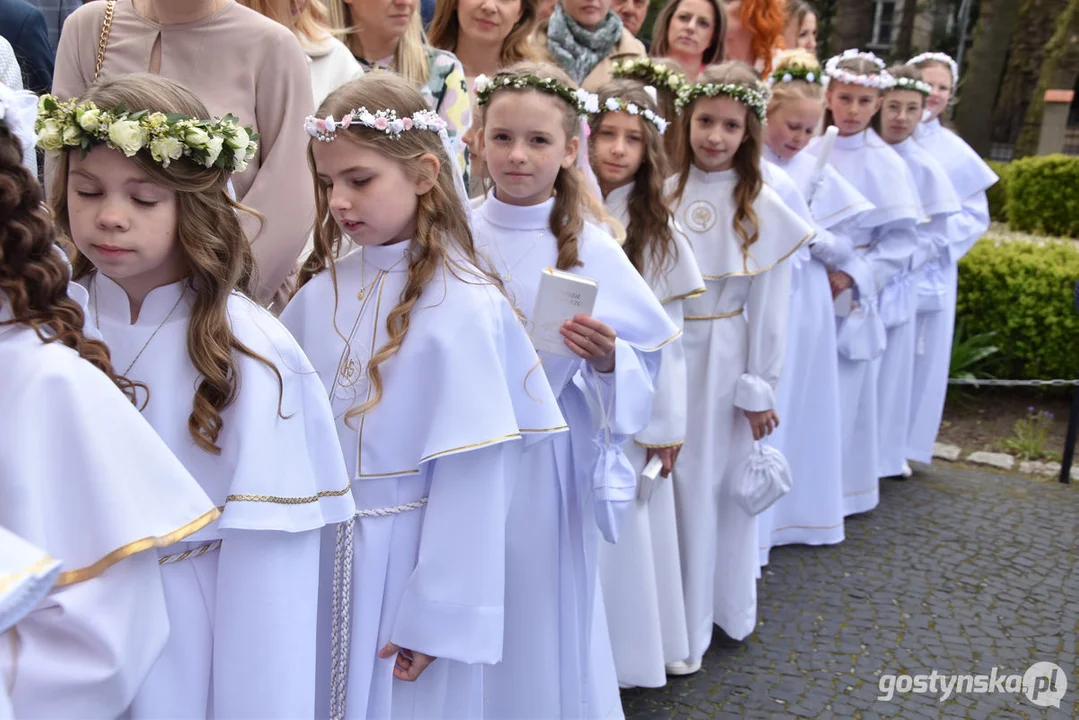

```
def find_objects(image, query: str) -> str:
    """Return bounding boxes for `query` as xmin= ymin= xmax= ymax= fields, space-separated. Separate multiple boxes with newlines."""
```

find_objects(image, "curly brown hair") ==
xmin=589 ymin=79 xmax=678 ymax=278
xmin=673 ymin=62 xmax=764 ymax=253
xmin=0 ymin=124 xmax=136 ymax=398
xmin=50 ymin=74 xmax=282 ymax=456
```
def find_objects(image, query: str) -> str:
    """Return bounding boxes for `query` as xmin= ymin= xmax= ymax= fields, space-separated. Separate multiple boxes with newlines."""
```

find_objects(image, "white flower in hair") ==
xmin=604 ymin=97 xmax=620 ymax=111
xmin=150 ymin=136 xmax=184 ymax=167
xmin=474 ymin=74 xmax=491 ymax=95
xmin=806 ymin=72 xmax=815 ymax=82
xmin=643 ymin=85 xmax=658 ymax=104
xmin=626 ymin=103 xmax=639 ymax=115
xmin=574 ymin=88 xmax=599 ymax=114
xmin=108 ymin=119 xmax=148 ymax=157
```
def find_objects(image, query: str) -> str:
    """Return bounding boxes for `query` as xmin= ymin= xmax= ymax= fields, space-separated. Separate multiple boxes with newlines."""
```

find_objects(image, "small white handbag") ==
xmin=732 ymin=442 xmax=793 ymax=516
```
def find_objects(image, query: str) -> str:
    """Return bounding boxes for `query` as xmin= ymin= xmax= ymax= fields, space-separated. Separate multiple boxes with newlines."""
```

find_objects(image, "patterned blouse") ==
xmin=370 ymin=46 xmax=472 ymax=185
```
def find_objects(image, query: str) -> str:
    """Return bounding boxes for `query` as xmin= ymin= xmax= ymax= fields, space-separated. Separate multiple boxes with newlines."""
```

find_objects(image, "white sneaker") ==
xmin=901 ymin=461 xmax=914 ymax=478
xmin=665 ymin=658 xmax=702 ymax=676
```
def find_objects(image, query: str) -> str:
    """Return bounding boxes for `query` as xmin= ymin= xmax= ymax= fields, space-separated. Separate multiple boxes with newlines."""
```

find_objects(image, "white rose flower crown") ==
xmin=35 ymin=94 xmax=259 ymax=173
xmin=594 ymin=95 xmax=670 ymax=135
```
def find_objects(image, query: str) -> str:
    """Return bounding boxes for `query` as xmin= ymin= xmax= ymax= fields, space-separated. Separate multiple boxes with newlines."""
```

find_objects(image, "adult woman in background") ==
xmin=327 ymin=0 xmax=471 ymax=177
xmin=240 ymin=0 xmax=363 ymax=107
xmin=51 ymin=0 xmax=315 ymax=304
xmin=781 ymin=0 xmax=817 ymax=53
xmin=428 ymin=0 xmax=539 ymax=82
xmin=724 ymin=0 xmax=785 ymax=74
xmin=649 ymin=0 xmax=725 ymax=80
xmin=533 ymin=0 xmax=645 ymax=91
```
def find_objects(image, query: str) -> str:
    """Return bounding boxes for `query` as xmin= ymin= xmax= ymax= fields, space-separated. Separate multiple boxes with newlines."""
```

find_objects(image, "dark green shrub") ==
xmin=986 ymin=160 xmax=1010 ymax=223
xmin=1005 ymin=154 xmax=1079 ymax=238
xmin=957 ymin=237 xmax=1079 ymax=380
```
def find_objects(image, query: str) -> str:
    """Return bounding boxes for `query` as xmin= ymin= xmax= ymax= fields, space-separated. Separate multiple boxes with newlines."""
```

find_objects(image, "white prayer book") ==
xmin=637 ymin=455 xmax=665 ymax=502
xmin=530 ymin=267 xmax=599 ymax=357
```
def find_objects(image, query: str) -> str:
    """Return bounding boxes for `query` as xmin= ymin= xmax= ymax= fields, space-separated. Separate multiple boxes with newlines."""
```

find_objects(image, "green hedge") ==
xmin=957 ymin=236 xmax=1079 ymax=380
xmin=986 ymin=160 xmax=1010 ymax=223
xmin=1005 ymin=154 xmax=1079 ymax=238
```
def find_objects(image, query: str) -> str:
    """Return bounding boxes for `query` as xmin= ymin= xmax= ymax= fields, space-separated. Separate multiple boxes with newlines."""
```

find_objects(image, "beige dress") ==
xmin=51 ymin=0 xmax=315 ymax=303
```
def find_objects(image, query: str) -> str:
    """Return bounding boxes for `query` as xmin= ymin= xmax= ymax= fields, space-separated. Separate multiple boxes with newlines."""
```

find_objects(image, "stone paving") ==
xmin=622 ymin=463 xmax=1079 ymax=719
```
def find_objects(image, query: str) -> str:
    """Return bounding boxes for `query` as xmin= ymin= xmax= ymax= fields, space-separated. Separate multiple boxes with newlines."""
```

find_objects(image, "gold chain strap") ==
xmin=94 ymin=0 xmax=117 ymax=82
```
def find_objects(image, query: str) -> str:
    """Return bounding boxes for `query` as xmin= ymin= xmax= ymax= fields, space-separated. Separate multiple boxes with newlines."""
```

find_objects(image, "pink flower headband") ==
xmin=304 ymin=107 xmax=448 ymax=143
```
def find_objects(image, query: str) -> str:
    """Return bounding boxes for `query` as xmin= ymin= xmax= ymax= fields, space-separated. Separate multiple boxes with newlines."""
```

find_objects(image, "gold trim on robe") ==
xmin=55 ymin=507 xmax=221 ymax=587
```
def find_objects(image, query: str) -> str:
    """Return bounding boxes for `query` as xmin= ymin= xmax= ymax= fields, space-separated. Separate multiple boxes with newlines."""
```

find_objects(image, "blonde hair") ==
xmin=479 ymin=61 xmax=611 ymax=271
xmin=428 ymin=0 xmax=541 ymax=67
xmin=326 ymin=2 xmax=430 ymax=85
xmin=589 ymin=79 xmax=678 ymax=277
xmin=767 ymin=49 xmax=824 ymax=112
xmin=238 ymin=0 xmax=336 ymax=50
xmin=51 ymin=74 xmax=282 ymax=456
xmin=651 ymin=0 xmax=727 ymax=69
xmin=298 ymin=73 xmax=497 ymax=420
xmin=673 ymin=62 xmax=764 ymax=252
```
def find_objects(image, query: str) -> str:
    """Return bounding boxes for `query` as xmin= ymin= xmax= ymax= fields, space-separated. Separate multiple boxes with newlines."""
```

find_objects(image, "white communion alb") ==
xmin=757 ymin=151 xmax=871 ymax=563
xmin=0 ymin=298 xmax=218 ymax=718
xmin=597 ymin=181 xmax=705 ymax=689
xmin=806 ymin=129 xmax=920 ymax=515
xmin=670 ymin=166 xmax=813 ymax=662
xmin=83 ymin=273 xmax=356 ymax=719
xmin=908 ymin=118 xmax=998 ymax=463
xmin=473 ymin=193 xmax=678 ymax=719
xmin=282 ymin=239 xmax=568 ymax=719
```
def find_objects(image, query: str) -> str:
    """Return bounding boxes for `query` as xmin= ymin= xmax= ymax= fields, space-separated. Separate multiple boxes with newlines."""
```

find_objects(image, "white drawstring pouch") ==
xmin=732 ymin=442 xmax=793 ymax=517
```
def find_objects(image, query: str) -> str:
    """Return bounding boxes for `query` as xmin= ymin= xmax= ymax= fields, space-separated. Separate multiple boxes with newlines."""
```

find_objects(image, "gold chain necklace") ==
xmin=93 ymin=275 xmax=186 ymax=377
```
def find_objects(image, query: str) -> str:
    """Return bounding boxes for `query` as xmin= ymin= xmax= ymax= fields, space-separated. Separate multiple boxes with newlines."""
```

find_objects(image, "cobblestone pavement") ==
xmin=622 ymin=463 xmax=1079 ymax=719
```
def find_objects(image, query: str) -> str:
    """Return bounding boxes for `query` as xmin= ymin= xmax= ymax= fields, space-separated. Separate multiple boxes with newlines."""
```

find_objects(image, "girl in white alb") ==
xmin=5 ymin=89 xmax=217 ymax=718
xmin=808 ymin=50 xmax=920 ymax=515
xmin=669 ymin=61 xmax=814 ymax=671
xmin=282 ymin=73 xmax=565 ymax=719
xmin=905 ymin=52 xmax=999 ymax=465
xmin=756 ymin=50 xmax=874 ymax=562
xmin=471 ymin=62 xmax=678 ymax=718
xmin=873 ymin=63 xmax=961 ymax=478
xmin=45 ymin=74 xmax=356 ymax=719
xmin=589 ymin=79 xmax=705 ymax=688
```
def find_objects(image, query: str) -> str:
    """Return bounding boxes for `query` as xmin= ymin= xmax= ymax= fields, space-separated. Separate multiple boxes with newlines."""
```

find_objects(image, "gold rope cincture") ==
xmin=157 ymin=540 xmax=221 ymax=565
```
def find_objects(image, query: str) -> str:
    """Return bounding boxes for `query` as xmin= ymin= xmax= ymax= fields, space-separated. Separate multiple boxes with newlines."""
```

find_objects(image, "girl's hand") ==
xmin=646 ymin=446 xmax=682 ymax=478
xmin=744 ymin=410 xmax=779 ymax=441
xmin=561 ymin=314 xmax=617 ymax=373
xmin=378 ymin=642 xmax=436 ymax=682
xmin=827 ymin=271 xmax=853 ymax=299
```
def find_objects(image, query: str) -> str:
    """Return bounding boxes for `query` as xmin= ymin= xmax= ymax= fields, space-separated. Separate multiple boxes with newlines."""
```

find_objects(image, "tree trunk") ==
xmin=953 ymin=0 xmax=1022 ymax=154
xmin=894 ymin=0 xmax=920 ymax=59
xmin=828 ymin=0 xmax=874 ymax=56
xmin=1014 ymin=0 xmax=1079 ymax=156
xmin=989 ymin=0 xmax=1071 ymax=146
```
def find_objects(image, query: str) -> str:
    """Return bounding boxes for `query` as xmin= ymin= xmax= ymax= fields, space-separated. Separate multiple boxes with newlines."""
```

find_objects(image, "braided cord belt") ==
xmin=158 ymin=540 xmax=222 ymax=565
xmin=329 ymin=497 xmax=429 ymax=719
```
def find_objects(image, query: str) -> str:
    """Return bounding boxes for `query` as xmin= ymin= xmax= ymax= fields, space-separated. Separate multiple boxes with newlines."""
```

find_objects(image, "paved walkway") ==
xmin=622 ymin=464 xmax=1078 ymax=719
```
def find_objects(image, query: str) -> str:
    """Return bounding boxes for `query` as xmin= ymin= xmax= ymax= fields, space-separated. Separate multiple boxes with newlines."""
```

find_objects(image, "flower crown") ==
xmin=609 ymin=58 xmax=687 ymax=97
xmin=595 ymin=96 xmax=670 ymax=135
xmin=768 ymin=65 xmax=823 ymax=87
xmin=889 ymin=76 xmax=932 ymax=96
xmin=304 ymin=108 xmax=447 ymax=142
xmin=907 ymin=52 xmax=959 ymax=87
xmin=675 ymin=81 xmax=769 ymax=124
xmin=35 ymin=95 xmax=258 ymax=172
xmin=474 ymin=73 xmax=598 ymax=115
xmin=824 ymin=50 xmax=895 ymax=90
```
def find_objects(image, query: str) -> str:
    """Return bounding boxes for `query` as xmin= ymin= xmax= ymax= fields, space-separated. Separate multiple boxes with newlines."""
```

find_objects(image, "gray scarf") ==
xmin=546 ymin=5 xmax=623 ymax=84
